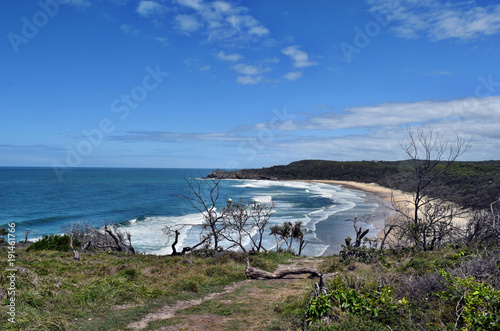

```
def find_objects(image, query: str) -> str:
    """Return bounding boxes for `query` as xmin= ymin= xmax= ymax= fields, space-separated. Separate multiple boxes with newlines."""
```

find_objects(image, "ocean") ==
xmin=0 ymin=167 xmax=381 ymax=256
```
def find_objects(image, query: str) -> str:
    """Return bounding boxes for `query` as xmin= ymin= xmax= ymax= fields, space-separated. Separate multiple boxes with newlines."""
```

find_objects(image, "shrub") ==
xmin=436 ymin=269 xmax=500 ymax=329
xmin=339 ymin=245 xmax=382 ymax=265
xmin=27 ymin=234 xmax=75 ymax=252
xmin=330 ymin=285 xmax=398 ymax=323
xmin=305 ymin=294 xmax=332 ymax=324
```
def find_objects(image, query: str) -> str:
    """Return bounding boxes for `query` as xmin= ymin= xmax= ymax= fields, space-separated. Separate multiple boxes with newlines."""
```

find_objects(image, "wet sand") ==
xmin=303 ymin=180 xmax=412 ymax=255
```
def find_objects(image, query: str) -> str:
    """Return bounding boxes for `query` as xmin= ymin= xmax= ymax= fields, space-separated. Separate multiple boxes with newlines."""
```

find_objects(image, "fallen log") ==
xmin=245 ymin=258 xmax=322 ymax=279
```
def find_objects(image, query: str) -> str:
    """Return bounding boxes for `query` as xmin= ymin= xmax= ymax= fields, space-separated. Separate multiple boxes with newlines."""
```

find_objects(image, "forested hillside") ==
xmin=208 ymin=160 xmax=500 ymax=210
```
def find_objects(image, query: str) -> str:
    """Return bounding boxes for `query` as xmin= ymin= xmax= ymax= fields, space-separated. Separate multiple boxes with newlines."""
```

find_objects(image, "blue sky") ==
xmin=1 ymin=0 xmax=500 ymax=173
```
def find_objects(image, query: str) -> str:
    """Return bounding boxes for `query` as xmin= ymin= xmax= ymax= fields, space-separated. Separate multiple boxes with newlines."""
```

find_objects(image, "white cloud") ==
xmin=281 ymin=45 xmax=317 ymax=68
xmin=232 ymin=63 xmax=259 ymax=75
xmin=110 ymin=131 xmax=245 ymax=142
xmin=232 ymin=63 xmax=270 ymax=76
xmin=173 ymin=0 xmax=270 ymax=44
xmin=175 ymin=14 xmax=203 ymax=33
xmin=237 ymin=75 xmax=263 ymax=85
xmin=177 ymin=0 xmax=204 ymax=11
xmin=283 ymin=71 xmax=303 ymax=81
xmin=108 ymin=97 xmax=500 ymax=162
xmin=216 ymin=50 xmax=244 ymax=62
xmin=154 ymin=37 xmax=169 ymax=46
xmin=300 ymin=96 xmax=500 ymax=133
xmin=249 ymin=25 xmax=270 ymax=36
xmin=367 ymin=0 xmax=500 ymax=41
xmin=136 ymin=1 xmax=166 ymax=17
xmin=199 ymin=65 xmax=210 ymax=71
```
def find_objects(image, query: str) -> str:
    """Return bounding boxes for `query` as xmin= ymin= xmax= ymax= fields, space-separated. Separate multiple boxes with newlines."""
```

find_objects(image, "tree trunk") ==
xmin=104 ymin=226 xmax=135 ymax=254
xmin=245 ymin=258 xmax=322 ymax=279
xmin=171 ymin=230 xmax=180 ymax=255
xmin=69 ymin=234 xmax=80 ymax=261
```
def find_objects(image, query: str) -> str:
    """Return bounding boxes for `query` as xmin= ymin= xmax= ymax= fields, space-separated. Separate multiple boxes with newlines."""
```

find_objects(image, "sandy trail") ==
xmin=127 ymin=280 xmax=252 ymax=330
xmin=127 ymin=258 xmax=322 ymax=330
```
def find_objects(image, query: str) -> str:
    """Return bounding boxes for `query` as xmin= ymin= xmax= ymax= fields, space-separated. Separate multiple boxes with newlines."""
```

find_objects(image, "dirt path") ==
xmin=126 ymin=258 xmax=322 ymax=330
xmin=127 ymin=280 xmax=252 ymax=330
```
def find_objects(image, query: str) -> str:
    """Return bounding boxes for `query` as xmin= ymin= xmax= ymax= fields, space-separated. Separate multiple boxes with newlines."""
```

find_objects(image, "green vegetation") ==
xmin=0 ymin=244 xmax=302 ymax=330
xmin=3 ymin=240 xmax=500 ymax=330
xmin=25 ymin=234 xmax=74 ymax=252
xmin=297 ymin=246 xmax=500 ymax=330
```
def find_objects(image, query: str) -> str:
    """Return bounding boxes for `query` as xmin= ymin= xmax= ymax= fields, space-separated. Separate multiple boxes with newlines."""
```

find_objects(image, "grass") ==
xmin=3 ymin=242 xmax=499 ymax=330
xmin=0 ymin=244 xmax=306 ymax=330
xmin=0 ymin=246 xmax=255 ymax=330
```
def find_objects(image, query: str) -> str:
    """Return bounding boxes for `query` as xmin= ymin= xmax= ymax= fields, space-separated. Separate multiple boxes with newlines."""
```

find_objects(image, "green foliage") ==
xmin=0 ymin=227 xmax=9 ymax=237
xmin=306 ymin=294 xmax=332 ymax=324
xmin=330 ymin=285 xmax=398 ymax=323
xmin=437 ymin=269 xmax=500 ymax=330
xmin=26 ymin=234 xmax=76 ymax=252
xmin=339 ymin=244 xmax=383 ymax=265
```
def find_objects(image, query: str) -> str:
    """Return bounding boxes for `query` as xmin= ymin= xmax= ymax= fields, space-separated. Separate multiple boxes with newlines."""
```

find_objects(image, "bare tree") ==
xmin=394 ymin=127 xmax=472 ymax=251
xmin=62 ymin=220 xmax=135 ymax=257
xmin=462 ymin=200 xmax=500 ymax=246
xmin=221 ymin=199 xmax=275 ymax=253
xmin=248 ymin=201 xmax=274 ymax=252
xmin=163 ymin=224 xmax=210 ymax=256
xmin=24 ymin=228 xmax=33 ymax=243
xmin=344 ymin=216 xmax=370 ymax=248
xmin=379 ymin=210 xmax=397 ymax=250
xmin=178 ymin=178 xmax=228 ymax=251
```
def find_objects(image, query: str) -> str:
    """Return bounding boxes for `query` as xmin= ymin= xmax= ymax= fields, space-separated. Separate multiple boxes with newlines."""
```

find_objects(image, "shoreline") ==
xmin=303 ymin=180 xmax=471 ymax=255
xmin=302 ymin=180 xmax=412 ymax=255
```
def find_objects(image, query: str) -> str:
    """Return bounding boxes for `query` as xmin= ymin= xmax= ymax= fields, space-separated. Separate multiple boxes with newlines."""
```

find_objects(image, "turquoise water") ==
xmin=0 ymin=167 xmax=379 ymax=256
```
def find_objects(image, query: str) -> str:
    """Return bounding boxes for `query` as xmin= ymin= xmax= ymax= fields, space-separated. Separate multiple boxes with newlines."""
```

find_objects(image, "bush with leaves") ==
xmin=330 ymin=284 xmax=398 ymax=324
xmin=27 ymin=234 xmax=76 ymax=252
xmin=436 ymin=269 xmax=500 ymax=330
xmin=339 ymin=244 xmax=383 ymax=265
xmin=305 ymin=294 xmax=332 ymax=324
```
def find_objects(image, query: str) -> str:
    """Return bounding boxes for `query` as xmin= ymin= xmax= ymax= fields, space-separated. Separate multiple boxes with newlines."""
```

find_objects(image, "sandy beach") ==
xmin=306 ymin=180 xmax=471 ymax=255
xmin=303 ymin=180 xmax=414 ymax=254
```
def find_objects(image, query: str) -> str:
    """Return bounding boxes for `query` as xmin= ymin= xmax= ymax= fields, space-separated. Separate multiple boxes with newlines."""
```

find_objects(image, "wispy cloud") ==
xmin=281 ymin=45 xmax=317 ymax=68
xmin=237 ymin=75 xmax=263 ymax=85
xmin=173 ymin=0 xmax=270 ymax=44
xmin=136 ymin=0 xmax=167 ymax=18
xmin=231 ymin=63 xmax=270 ymax=84
xmin=295 ymin=96 xmax=500 ymax=136
xmin=232 ymin=97 xmax=500 ymax=162
xmin=367 ymin=0 xmax=500 ymax=41
xmin=283 ymin=71 xmax=303 ymax=81
xmin=175 ymin=14 xmax=203 ymax=33
xmin=120 ymin=24 xmax=139 ymax=35
xmin=216 ymin=50 xmax=244 ymax=62
xmin=232 ymin=63 xmax=270 ymax=75
xmin=109 ymin=131 xmax=247 ymax=143
xmin=427 ymin=70 xmax=451 ymax=76
xmin=0 ymin=144 xmax=65 ymax=152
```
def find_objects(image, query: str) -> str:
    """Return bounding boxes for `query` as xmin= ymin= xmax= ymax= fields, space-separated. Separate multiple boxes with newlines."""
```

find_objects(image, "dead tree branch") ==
xmin=245 ymin=258 xmax=322 ymax=279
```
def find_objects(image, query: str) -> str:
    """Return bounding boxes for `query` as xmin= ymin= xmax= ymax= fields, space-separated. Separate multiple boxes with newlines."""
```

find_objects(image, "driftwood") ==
xmin=245 ymin=258 xmax=322 ymax=279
